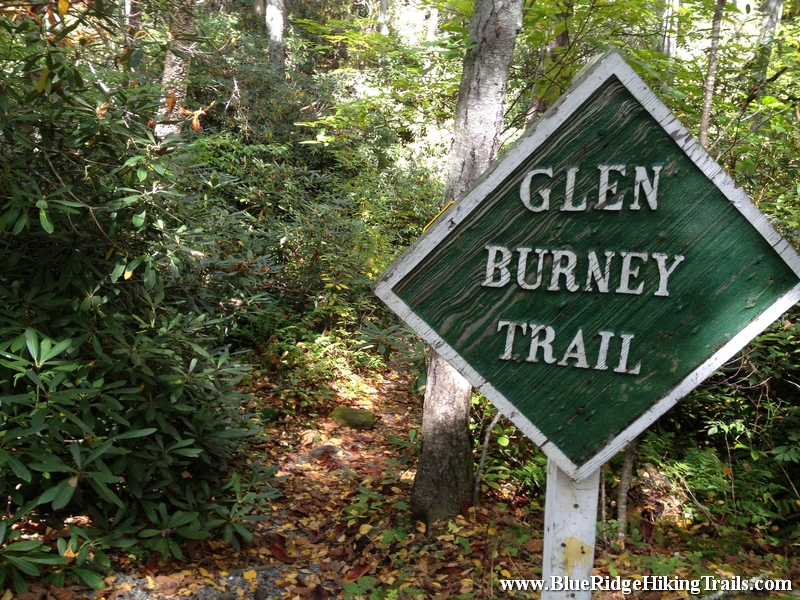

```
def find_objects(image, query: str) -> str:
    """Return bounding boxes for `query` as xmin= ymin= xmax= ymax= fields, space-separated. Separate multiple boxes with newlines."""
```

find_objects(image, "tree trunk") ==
xmin=615 ymin=439 xmax=638 ymax=548
xmin=525 ymin=6 xmax=571 ymax=124
xmin=660 ymin=0 xmax=679 ymax=58
xmin=698 ymin=0 xmax=726 ymax=148
xmin=751 ymin=0 xmax=784 ymax=82
xmin=265 ymin=0 xmax=286 ymax=76
xmin=410 ymin=0 xmax=523 ymax=527
xmin=155 ymin=0 xmax=195 ymax=139
xmin=379 ymin=0 xmax=389 ymax=35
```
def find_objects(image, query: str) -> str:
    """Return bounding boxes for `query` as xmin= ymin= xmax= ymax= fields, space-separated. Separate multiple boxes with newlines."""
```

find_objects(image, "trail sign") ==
xmin=375 ymin=51 xmax=800 ymax=482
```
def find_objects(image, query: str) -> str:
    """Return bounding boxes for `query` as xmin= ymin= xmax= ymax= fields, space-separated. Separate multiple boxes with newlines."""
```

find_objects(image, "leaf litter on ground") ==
xmin=7 ymin=370 xmax=800 ymax=599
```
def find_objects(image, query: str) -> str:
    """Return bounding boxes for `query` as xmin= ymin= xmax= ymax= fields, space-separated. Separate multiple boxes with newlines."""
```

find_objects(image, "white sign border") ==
xmin=374 ymin=50 xmax=800 ymax=481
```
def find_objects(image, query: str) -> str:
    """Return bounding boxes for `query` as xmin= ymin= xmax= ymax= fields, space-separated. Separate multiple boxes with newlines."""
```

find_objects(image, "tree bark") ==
xmin=265 ymin=0 xmax=286 ymax=76
xmin=410 ymin=0 xmax=523 ymax=527
xmin=615 ymin=439 xmax=638 ymax=548
xmin=660 ymin=0 xmax=679 ymax=58
xmin=379 ymin=0 xmax=389 ymax=35
xmin=698 ymin=0 xmax=726 ymax=148
xmin=751 ymin=0 xmax=784 ymax=82
xmin=155 ymin=0 xmax=195 ymax=139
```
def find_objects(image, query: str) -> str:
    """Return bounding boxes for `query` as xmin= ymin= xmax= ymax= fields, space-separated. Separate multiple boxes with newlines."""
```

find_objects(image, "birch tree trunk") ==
xmin=265 ymin=0 xmax=286 ymax=76
xmin=698 ymin=0 xmax=726 ymax=148
xmin=252 ymin=0 xmax=286 ymax=75
xmin=155 ymin=0 xmax=195 ymax=139
xmin=660 ymin=0 xmax=679 ymax=58
xmin=752 ymin=0 xmax=784 ymax=82
xmin=379 ymin=0 xmax=389 ymax=35
xmin=409 ymin=0 xmax=523 ymax=527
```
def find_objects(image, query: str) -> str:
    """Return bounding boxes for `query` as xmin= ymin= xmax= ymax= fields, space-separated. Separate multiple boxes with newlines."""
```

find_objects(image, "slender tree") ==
xmin=751 ymin=0 xmax=784 ymax=82
xmin=410 ymin=0 xmax=523 ymax=526
xmin=660 ymin=0 xmax=679 ymax=57
xmin=253 ymin=0 xmax=286 ymax=75
xmin=155 ymin=0 xmax=196 ymax=138
xmin=699 ymin=0 xmax=726 ymax=147
xmin=379 ymin=0 xmax=389 ymax=34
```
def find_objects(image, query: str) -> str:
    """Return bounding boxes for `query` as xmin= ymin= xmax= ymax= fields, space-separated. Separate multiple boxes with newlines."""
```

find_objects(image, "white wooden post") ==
xmin=542 ymin=459 xmax=600 ymax=600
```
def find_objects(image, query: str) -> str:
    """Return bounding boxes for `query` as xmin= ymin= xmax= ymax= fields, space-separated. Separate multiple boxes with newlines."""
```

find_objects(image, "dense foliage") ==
xmin=1 ymin=0 xmax=799 ymax=591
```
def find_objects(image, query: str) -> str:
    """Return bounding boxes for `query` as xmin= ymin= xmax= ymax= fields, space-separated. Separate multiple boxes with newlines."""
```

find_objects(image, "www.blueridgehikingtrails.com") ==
xmin=499 ymin=575 xmax=793 ymax=595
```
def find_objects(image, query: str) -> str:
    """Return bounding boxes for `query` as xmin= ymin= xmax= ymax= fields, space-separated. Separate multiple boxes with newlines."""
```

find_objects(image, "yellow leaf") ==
xmin=58 ymin=0 xmax=69 ymax=16
xmin=124 ymin=269 xmax=133 ymax=280
xmin=2 ymin=589 xmax=14 ymax=600
xmin=358 ymin=524 xmax=373 ymax=535
xmin=64 ymin=546 xmax=78 ymax=563
xmin=134 ymin=29 xmax=147 ymax=39
xmin=199 ymin=567 xmax=210 ymax=576
xmin=243 ymin=569 xmax=257 ymax=580
xmin=415 ymin=521 xmax=426 ymax=534
xmin=37 ymin=68 xmax=49 ymax=93
xmin=500 ymin=569 xmax=511 ymax=578
xmin=146 ymin=575 xmax=158 ymax=589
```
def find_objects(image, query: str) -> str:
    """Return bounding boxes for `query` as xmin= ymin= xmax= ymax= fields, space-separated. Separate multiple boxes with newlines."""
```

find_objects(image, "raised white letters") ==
xmin=516 ymin=248 xmax=547 ymax=290
xmin=520 ymin=168 xmax=553 ymax=212
xmin=585 ymin=251 xmax=615 ymax=293
xmin=616 ymin=252 xmax=649 ymax=295
xmin=519 ymin=163 xmax=663 ymax=212
xmin=548 ymin=250 xmax=580 ymax=292
xmin=527 ymin=325 xmax=557 ymax=364
xmin=597 ymin=164 xmax=626 ymax=210
xmin=562 ymin=167 xmax=587 ymax=211
xmin=497 ymin=321 xmax=642 ymax=375
xmin=652 ymin=253 xmax=685 ymax=297
xmin=497 ymin=320 xmax=527 ymax=360
xmin=482 ymin=245 xmax=512 ymax=287
xmin=631 ymin=166 xmax=662 ymax=210
xmin=481 ymin=246 xmax=682 ymax=297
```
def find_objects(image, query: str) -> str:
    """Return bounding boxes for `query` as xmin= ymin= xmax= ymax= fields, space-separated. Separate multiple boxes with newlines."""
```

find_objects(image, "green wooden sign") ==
xmin=374 ymin=51 xmax=800 ymax=481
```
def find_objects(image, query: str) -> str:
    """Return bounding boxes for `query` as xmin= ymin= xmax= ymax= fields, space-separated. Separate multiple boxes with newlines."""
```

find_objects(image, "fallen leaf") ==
xmin=344 ymin=561 xmax=370 ymax=583
xmin=254 ymin=586 xmax=269 ymax=600
xmin=48 ymin=585 xmax=81 ymax=600
xmin=311 ymin=586 xmax=328 ymax=600
xmin=156 ymin=575 xmax=181 ymax=594
xmin=524 ymin=538 xmax=544 ymax=554
xmin=243 ymin=569 xmax=258 ymax=580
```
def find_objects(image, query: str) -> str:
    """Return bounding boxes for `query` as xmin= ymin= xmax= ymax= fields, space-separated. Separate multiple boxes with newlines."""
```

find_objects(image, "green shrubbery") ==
xmin=0 ymin=8 xmax=284 ymax=590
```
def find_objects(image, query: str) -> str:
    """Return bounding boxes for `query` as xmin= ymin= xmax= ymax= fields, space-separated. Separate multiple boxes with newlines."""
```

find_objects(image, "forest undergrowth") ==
xmin=8 ymin=368 xmax=799 ymax=599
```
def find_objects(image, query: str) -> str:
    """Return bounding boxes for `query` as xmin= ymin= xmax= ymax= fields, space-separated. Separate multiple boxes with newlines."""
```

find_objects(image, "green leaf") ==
xmin=52 ymin=478 xmax=78 ymax=510
xmin=71 ymin=567 xmax=106 ymax=590
xmin=39 ymin=209 xmax=54 ymax=233
xmin=24 ymin=328 xmax=39 ymax=363
xmin=4 ymin=540 xmax=44 ymax=552
xmin=143 ymin=264 xmax=156 ymax=290
xmin=132 ymin=208 xmax=146 ymax=228
xmin=112 ymin=428 xmax=157 ymax=441
xmin=6 ymin=554 xmax=40 ymax=576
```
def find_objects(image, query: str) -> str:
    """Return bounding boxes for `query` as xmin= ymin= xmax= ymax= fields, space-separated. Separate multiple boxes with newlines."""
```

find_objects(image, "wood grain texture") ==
xmin=374 ymin=51 xmax=800 ymax=479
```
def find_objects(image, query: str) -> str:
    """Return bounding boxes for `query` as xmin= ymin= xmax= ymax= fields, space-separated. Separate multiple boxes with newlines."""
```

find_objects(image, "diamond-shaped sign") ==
xmin=374 ymin=51 xmax=800 ymax=481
